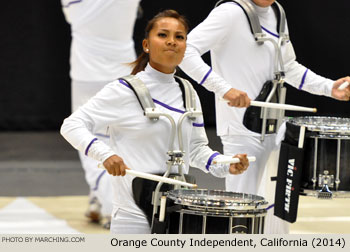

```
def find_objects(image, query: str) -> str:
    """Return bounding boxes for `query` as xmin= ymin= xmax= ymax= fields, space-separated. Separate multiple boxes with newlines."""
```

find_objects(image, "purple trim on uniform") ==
xmin=192 ymin=122 xmax=204 ymax=127
xmin=153 ymin=99 xmax=185 ymax=114
xmin=299 ymin=69 xmax=309 ymax=90
xmin=199 ymin=68 xmax=212 ymax=85
xmin=118 ymin=79 xmax=130 ymax=88
xmin=92 ymin=170 xmax=106 ymax=191
xmin=261 ymin=26 xmax=279 ymax=38
xmin=62 ymin=0 xmax=82 ymax=8
xmin=205 ymin=152 xmax=220 ymax=171
xmin=266 ymin=204 xmax=274 ymax=211
xmin=95 ymin=133 xmax=110 ymax=139
xmin=85 ymin=138 xmax=98 ymax=156
xmin=118 ymin=79 xmax=185 ymax=114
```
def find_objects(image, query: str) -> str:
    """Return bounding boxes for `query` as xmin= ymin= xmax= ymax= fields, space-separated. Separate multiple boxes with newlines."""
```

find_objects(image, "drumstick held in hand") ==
xmin=218 ymin=97 xmax=317 ymax=112
xmin=250 ymin=101 xmax=317 ymax=113
xmin=98 ymin=164 xmax=197 ymax=188
xmin=212 ymin=156 xmax=256 ymax=165
xmin=338 ymin=81 xmax=349 ymax=90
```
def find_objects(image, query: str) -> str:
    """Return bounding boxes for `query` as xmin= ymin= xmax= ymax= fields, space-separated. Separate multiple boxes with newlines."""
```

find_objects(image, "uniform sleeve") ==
xmin=60 ymin=81 xmax=129 ymax=163
xmin=282 ymin=30 xmax=334 ymax=97
xmin=188 ymin=93 xmax=221 ymax=173
xmin=179 ymin=4 xmax=238 ymax=97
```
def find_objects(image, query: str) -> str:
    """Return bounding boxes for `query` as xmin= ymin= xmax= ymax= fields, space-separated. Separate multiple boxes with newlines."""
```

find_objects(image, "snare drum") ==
xmin=288 ymin=116 xmax=350 ymax=197
xmin=165 ymin=189 xmax=268 ymax=234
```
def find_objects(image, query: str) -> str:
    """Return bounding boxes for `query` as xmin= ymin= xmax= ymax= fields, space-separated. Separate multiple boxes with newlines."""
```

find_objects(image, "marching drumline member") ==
xmin=61 ymin=0 xmax=141 ymax=226
xmin=179 ymin=0 xmax=350 ymax=234
xmin=61 ymin=10 xmax=250 ymax=234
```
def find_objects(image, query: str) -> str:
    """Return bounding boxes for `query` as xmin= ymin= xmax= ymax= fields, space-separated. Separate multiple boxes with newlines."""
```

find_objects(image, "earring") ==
xmin=145 ymin=48 xmax=149 ymax=53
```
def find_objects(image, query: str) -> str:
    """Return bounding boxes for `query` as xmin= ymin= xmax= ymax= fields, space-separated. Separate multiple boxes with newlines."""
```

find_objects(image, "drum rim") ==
xmin=288 ymin=116 xmax=350 ymax=134
xmin=167 ymin=189 xmax=269 ymax=210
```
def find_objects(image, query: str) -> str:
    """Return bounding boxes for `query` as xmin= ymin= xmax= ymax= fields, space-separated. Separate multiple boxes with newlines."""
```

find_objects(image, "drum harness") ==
xmin=119 ymin=74 xmax=202 ymax=231
xmin=215 ymin=0 xmax=289 ymax=142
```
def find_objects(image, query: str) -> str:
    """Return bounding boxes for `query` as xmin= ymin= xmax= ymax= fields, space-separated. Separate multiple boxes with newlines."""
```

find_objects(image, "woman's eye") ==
xmin=177 ymin=35 xmax=185 ymax=40
xmin=158 ymin=33 xmax=166 ymax=37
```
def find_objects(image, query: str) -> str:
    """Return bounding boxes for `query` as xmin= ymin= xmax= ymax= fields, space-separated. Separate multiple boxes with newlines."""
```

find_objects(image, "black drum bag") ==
xmin=243 ymin=80 xmax=278 ymax=134
xmin=132 ymin=174 xmax=196 ymax=228
xmin=274 ymin=122 xmax=305 ymax=223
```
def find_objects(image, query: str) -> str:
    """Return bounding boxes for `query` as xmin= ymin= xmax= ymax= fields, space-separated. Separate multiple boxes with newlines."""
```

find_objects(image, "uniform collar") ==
xmin=145 ymin=63 xmax=176 ymax=83
xmin=249 ymin=0 xmax=271 ymax=15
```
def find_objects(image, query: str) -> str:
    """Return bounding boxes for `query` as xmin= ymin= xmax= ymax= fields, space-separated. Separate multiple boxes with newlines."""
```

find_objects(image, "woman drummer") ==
xmin=60 ymin=9 xmax=249 ymax=234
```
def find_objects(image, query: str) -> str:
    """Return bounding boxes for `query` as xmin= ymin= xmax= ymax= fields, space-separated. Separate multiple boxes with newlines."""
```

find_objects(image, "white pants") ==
xmin=72 ymin=80 xmax=113 ymax=217
xmin=110 ymin=208 xmax=151 ymax=234
xmin=221 ymin=134 xmax=289 ymax=234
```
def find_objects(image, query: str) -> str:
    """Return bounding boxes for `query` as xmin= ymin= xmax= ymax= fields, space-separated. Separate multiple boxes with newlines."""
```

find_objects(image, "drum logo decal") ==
xmin=284 ymin=158 xmax=295 ymax=213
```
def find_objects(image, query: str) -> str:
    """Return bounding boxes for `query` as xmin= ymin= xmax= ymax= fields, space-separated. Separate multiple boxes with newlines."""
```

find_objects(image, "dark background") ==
xmin=1 ymin=0 xmax=349 ymax=131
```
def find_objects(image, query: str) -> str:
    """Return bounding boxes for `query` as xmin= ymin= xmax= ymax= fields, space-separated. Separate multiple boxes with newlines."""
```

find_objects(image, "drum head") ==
xmin=167 ymin=189 xmax=268 ymax=210
xmin=288 ymin=116 xmax=350 ymax=134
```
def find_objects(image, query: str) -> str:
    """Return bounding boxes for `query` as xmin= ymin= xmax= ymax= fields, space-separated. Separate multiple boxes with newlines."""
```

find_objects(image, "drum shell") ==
xmin=166 ymin=208 xmax=266 ymax=234
xmin=164 ymin=189 xmax=268 ymax=234
xmin=302 ymin=136 xmax=350 ymax=191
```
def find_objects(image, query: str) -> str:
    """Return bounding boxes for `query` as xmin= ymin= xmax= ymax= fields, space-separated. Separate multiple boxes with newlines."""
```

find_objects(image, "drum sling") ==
xmin=274 ymin=122 xmax=305 ymax=223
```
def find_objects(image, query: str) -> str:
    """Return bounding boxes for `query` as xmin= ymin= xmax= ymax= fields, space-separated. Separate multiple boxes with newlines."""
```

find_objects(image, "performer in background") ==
xmin=61 ymin=10 xmax=250 ymax=234
xmin=60 ymin=0 xmax=141 ymax=228
xmin=179 ymin=0 xmax=350 ymax=233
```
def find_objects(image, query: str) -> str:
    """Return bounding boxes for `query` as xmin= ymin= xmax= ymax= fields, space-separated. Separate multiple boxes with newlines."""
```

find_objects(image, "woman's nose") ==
xmin=166 ymin=37 xmax=176 ymax=46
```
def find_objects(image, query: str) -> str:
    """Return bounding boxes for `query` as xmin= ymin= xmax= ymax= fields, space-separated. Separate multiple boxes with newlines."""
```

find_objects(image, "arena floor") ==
xmin=0 ymin=131 xmax=349 ymax=234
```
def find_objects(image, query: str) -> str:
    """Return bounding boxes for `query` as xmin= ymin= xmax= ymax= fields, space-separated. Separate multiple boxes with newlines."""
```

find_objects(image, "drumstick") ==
xmin=98 ymin=164 xmax=197 ymax=188
xmin=218 ymin=97 xmax=317 ymax=112
xmin=338 ymin=81 xmax=349 ymax=90
xmin=212 ymin=156 xmax=256 ymax=165
xmin=298 ymin=126 xmax=306 ymax=149
xmin=126 ymin=170 xmax=197 ymax=188
xmin=250 ymin=101 xmax=317 ymax=113
xmin=159 ymin=196 xmax=167 ymax=222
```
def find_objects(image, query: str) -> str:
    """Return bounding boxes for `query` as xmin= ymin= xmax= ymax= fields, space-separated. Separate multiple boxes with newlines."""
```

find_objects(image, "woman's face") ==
xmin=252 ymin=0 xmax=275 ymax=7
xmin=143 ymin=17 xmax=187 ymax=74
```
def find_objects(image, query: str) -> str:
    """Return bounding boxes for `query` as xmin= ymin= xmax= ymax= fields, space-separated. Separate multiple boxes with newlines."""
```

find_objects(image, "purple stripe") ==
xmin=93 ymin=170 xmax=106 ymax=191
xmin=266 ymin=204 xmax=274 ymax=211
xmin=193 ymin=122 xmax=204 ymax=127
xmin=119 ymin=79 xmax=130 ymax=88
xmin=298 ymin=69 xmax=309 ymax=90
xmin=206 ymin=152 xmax=220 ymax=171
xmin=153 ymin=99 xmax=185 ymax=114
xmin=85 ymin=138 xmax=98 ymax=156
xmin=118 ymin=79 xmax=185 ymax=114
xmin=199 ymin=68 xmax=212 ymax=85
xmin=62 ymin=0 xmax=82 ymax=8
xmin=261 ymin=26 xmax=279 ymax=38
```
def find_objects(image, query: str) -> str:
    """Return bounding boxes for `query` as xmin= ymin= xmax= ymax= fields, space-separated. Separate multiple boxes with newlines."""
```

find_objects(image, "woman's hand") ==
xmin=103 ymin=155 xmax=130 ymax=176
xmin=229 ymin=154 xmax=249 ymax=175
xmin=331 ymin=77 xmax=350 ymax=101
xmin=223 ymin=88 xmax=251 ymax=107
